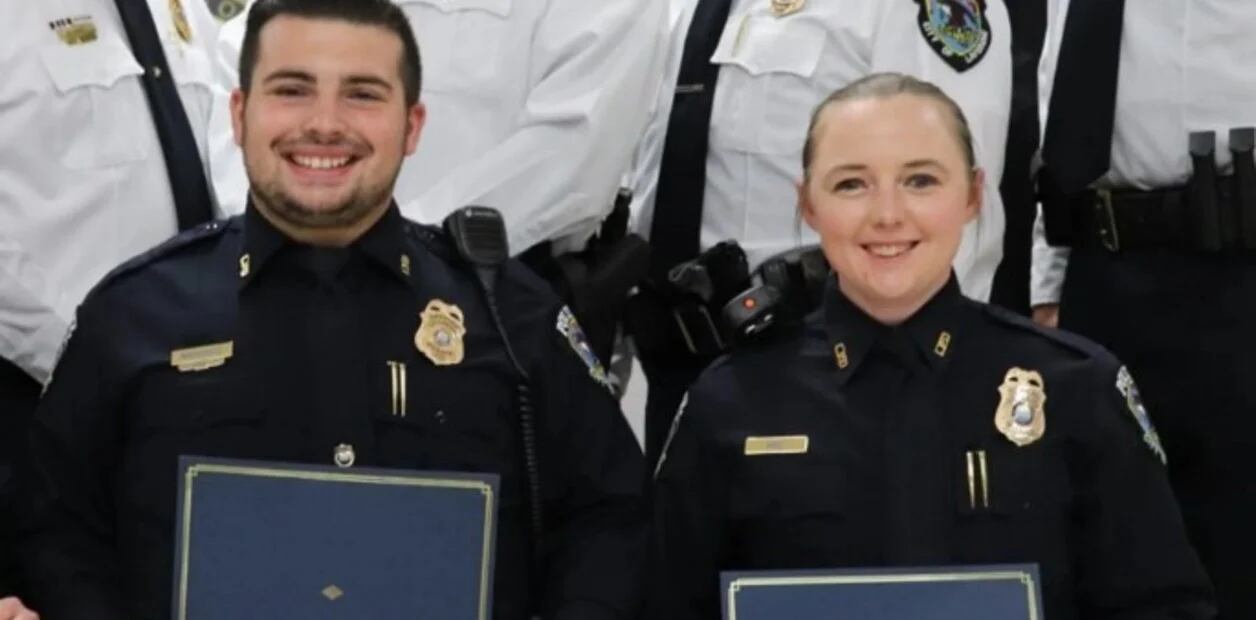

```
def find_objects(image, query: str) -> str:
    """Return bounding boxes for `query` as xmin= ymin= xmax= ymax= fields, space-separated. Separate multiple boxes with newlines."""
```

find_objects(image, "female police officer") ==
xmin=648 ymin=73 xmax=1215 ymax=620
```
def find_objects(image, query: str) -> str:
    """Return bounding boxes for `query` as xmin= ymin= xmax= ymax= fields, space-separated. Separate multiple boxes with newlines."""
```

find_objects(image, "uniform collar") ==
xmin=238 ymin=201 xmax=416 ymax=291
xmin=823 ymin=274 xmax=964 ymax=385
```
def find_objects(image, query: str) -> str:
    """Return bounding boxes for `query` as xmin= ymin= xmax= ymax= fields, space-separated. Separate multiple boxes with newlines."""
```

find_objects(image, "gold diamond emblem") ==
xmin=322 ymin=585 xmax=344 ymax=601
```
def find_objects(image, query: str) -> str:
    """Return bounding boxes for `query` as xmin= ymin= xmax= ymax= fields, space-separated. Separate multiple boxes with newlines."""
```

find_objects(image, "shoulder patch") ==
xmin=556 ymin=305 xmax=614 ymax=394
xmin=913 ymin=0 xmax=992 ymax=72
xmin=84 ymin=218 xmax=232 ymax=301
xmin=1116 ymin=366 xmax=1168 ymax=464
xmin=654 ymin=392 xmax=689 ymax=479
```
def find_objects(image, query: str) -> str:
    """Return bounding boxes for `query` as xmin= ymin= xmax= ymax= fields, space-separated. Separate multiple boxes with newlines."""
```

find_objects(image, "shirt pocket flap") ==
xmin=710 ymin=14 xmax=825 ymax=78
xmin=729 ymin=459 xmax=847 ymax=519
xmin=956 ymin=447 xmax=1073 ymax=517
xmin=397 ymin=0 xmax=510 ymax=18
xmin=169 ymin=47 xmax=215 ymax=87
xmin=39 ymin=36 xmax=143 ymax=92
xmin=131 ymin=372 xmax=260 ymax=432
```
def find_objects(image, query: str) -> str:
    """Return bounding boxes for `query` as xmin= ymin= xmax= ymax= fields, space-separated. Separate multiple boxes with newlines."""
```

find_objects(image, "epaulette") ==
xmin=982 ymin=303 xmax=1114 ymax=363
xmin=402 ymin=220 xmax=456 ymax=261
xmin=83 ymin=218 xmax=233 ymax=302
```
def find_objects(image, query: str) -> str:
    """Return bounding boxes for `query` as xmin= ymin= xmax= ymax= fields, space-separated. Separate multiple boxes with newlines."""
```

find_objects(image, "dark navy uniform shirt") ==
xmin=20 ymin=206 xmax=645 ymax=620
xmin=650 ymin=277 xmax=1214 ymax=619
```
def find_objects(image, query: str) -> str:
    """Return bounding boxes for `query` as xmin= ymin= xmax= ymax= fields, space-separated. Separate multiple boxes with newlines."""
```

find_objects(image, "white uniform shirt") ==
xmin=211 ymin=0 xmax=668 ymax=255
xmin=0 ymin=0 xmax=224 ymax=382
xmin=630 ymin=0 xmax=1012 ymax=301
xmin=1031 ymin=0 xmax=1256 ymax=306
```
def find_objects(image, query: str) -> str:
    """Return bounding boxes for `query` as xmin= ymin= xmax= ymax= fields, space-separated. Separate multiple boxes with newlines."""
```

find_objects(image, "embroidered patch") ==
xmin=1117 ymin=366 xmax=1167 ymax=464
xmin=556 ymin=306 xmax=613 ymax=393
xmin=654 ymin=393 xmax=689 ymax=479
xmin=913 ymin=0 xmax=992 ymax=72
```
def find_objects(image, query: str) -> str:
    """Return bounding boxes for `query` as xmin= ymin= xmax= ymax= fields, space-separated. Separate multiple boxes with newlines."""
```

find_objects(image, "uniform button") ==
xmin=333 ymin=443 xmax=356 ymax=468
xmin=150 ymin=65 xmax=163 ymax=79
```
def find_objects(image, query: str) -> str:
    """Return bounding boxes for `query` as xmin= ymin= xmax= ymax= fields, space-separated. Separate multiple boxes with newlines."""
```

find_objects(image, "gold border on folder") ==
xmin=726 ymin=569 xmax=1040 ymax=620
xmin=177 ymin=463 xmax=496 ymax=620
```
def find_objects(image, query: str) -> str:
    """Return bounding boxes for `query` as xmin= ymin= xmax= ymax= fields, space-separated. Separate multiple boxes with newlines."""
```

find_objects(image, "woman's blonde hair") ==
xmin=801 ymin=72 xmax=976 ymax=178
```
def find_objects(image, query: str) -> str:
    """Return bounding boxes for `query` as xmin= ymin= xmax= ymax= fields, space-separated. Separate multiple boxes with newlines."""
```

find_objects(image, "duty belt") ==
xmin=1043 ymin=127 xmax=1256 ymax=253
xmin=1045 ymin=176 xmax=1256 ymax=253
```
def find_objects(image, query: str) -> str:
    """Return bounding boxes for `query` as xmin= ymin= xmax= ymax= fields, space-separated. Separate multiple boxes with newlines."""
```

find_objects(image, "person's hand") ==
xmin=0 ymin=597 xmax=38 ymax=620
xmin=1032 ymin=304 xmax=1060 ymax=329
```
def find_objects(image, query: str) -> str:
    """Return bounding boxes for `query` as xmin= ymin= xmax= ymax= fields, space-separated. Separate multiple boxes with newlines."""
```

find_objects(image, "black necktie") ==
xmin=648 ymin=0 xmax=734 ymax=278
xmin=1039 ymin=0 xmax=1127 ymax=195
xmin=113 ymin=0 xmax=215 ymax=231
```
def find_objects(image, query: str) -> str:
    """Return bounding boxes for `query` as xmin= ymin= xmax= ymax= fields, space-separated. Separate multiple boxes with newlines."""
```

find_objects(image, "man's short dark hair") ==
xmin=238 ymin=0 xmax=422 ymax=107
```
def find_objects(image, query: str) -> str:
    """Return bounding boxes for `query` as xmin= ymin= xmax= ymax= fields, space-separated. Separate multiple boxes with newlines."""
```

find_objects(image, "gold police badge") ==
xmin=170 ymin=0 xmax=193 ymax=43
xmin=415 ymin=300 xmax=466 ymax=366
xmin=770 ymin=0 xmax=806 ymax=17
xmin=994 ymin=367 xmax=1046 ymax=447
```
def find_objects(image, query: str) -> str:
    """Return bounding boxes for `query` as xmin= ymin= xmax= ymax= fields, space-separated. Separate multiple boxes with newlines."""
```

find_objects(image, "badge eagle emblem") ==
xmin=913 ymin=0 xmax=992 ymax=72
xmin=770 ymin=0 xmax=806 ymax=17
xmin=416 ymin=300 xmax=466 ymax=366
xmin=994 ymin=367 xmax=1046 ymax=447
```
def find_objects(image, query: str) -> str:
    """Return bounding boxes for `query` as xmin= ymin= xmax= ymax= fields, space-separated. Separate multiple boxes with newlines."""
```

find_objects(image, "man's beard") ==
xmin=242 ymin=124 xmax=407 ymax=231
xmin=247 ymin=169 xmax=395 ymax=231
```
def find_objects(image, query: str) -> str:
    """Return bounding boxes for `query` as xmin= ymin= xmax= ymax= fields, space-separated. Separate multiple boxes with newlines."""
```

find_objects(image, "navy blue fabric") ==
xmin=721 ymin=565 xmax=1043 ymax=620
xmin=176 ymin=458 xmax=497 ymax=619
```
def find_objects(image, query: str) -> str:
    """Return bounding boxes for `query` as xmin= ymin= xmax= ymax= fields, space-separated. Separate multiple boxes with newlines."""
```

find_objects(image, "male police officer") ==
xmin=18 ymin=2 xmax=645 ymax=618
xmin=0 ymin=0 xmax=223 ymax=599
xmin=212 ymin=0 xmax=666 ymax=258
xmin=1033 ymin=1 xmax=1256 ymax=616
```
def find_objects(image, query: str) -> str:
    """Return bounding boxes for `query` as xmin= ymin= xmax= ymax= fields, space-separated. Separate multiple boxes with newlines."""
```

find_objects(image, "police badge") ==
xmin=994 ymin=367 xmax=1046 ymax=447
xmin=912 ymin=0 xmax=992 ymax=73
xmin=770 ymin=0 xmax=806 ymax=18
xmin=1117 ymin=366 xmax=1168 ymax=464
xmin=170 ymin=0 xmax=194 ymax=43
xmin=416 ymin=300 xmax=466 ymax=366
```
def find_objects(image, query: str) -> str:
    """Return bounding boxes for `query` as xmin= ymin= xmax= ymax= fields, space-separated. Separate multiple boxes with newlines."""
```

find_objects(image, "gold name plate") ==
xmin=171 ymin=342 xmax=234 ymax=372
xmin=744 ymin=435 xmax=810 ymax=456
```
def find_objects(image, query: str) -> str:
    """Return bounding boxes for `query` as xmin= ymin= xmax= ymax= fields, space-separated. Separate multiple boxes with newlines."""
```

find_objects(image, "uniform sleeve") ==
xmin=647 ymin=383 xmax=730 ymax=620
xmin=404 ymin=0 xmax=669 ymax=254
xmin=207 ymin=9 xmax=249 ymax=217
xmin=1030 ymin=205 xmax=1069 ymax=306
xmin=528 ymin=300 xmax=647 ymax=619
xmin=1073 ymin=362 xmax=1215 ymax=618
xmin=17 ymin=301 xmax=126 ymax=619
xmin=1030 ymin=0 xmax=1072 ymax=306
xmin=0 ymin=237 xmax=70 ymax=383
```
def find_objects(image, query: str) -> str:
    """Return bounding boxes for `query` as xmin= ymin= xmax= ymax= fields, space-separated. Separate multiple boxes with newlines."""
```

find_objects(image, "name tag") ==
xmin=744 ymin=435 xmax=809 ymax=456
xmin=171 ymin=342 xmax=234 ymax=372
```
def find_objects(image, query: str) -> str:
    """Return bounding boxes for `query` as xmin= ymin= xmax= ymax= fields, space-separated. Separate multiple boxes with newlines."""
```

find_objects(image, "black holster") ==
xmin=1038 ymin=128 xmax=1256 ymax=253
xmin=521 ymin=191 xmax=650 ymax=367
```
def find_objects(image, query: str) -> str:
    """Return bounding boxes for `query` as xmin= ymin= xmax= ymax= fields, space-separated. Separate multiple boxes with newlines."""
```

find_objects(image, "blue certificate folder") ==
xmin=722 ymin=564 xmax=1044 ymax=620
xmin=172 ymin=456 xmax=498 ymax=620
